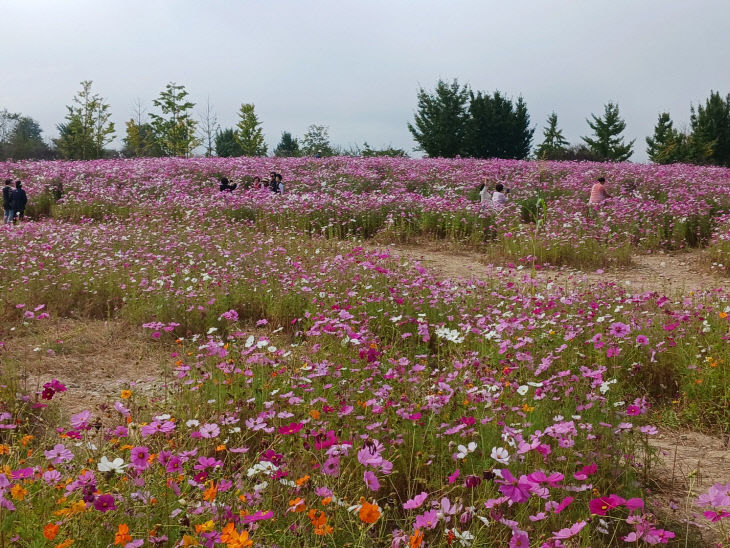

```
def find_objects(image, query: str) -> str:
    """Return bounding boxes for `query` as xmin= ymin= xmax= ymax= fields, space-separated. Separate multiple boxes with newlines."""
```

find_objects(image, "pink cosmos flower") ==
xmin=552 ymin=520 xmax=586 ymax=539
xmin=44 ymin=443 xmax=74 ymax=464
xmin=322 ymin=457 xmax=340 ymax=477
xmin=414 ymin=509 xmax=439 ymax=530
xmin=198 ymin=423 xmax=220 ymax=438
xmin=130 ymin=446 xmax=150 ymax=470
xmin=364 ymin=470 xmax=380 ymax=491
xmin=93 ymin=493 xmax=116 ymax=512
xmin=403 ymin=492 xmax=428 ymax=510
xmin=589 ymin=494 xmax=625 ymax=515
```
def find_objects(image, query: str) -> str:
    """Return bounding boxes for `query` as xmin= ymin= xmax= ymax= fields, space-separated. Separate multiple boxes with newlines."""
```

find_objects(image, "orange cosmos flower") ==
xmin=288 ymin=497 xmax=306 ymax=513
xmin=308 ymin=509 xmax=327 ymax=527
xmin=55 ymin=540 xmax=74 ymax=548
xmin=410 ymin=529 xmax=424 ymax=548
xmin=359 ymin=499 xmax=381 ymax=524
xmin=114 ymin=524 xmax=132 ymax=545
xmin=220 ymin=523 xmax=253 ymax=547
xmin=10 ymin=484 xmax=28 ymax=501
xmin=203 ymin=482 xmax=218 ymax=502
xmin=120 ymin=390 xmax=132 ymax=399
xmin=44 ymin=523 xmax=59 ymax=540
xmin=295 ymin=475 xmax=310 ymax=486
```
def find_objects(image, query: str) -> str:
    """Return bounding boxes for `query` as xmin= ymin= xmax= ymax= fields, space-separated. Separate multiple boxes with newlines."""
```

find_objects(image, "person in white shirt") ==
xmin=479 ymin=180 xmax=490 ymax=203
xmin=492 ymin=183 xmax=508 ymax=209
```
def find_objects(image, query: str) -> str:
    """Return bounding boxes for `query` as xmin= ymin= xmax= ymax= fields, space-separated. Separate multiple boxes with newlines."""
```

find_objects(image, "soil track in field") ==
xmin=370 ymin=242 xmax=730 ymax=296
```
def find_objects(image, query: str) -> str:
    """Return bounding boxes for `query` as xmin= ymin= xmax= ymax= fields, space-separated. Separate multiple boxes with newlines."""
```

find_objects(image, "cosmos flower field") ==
xmin=1 ymin=157 xmax=730 ymax=547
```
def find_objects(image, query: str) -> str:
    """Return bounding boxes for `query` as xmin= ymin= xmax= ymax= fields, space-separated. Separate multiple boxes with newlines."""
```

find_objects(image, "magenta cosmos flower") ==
xmin=130 ymin=446 xmax=150 ymax=470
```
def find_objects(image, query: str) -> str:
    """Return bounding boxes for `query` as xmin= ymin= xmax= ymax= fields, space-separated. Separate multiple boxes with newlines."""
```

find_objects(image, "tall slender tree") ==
xmin=55 ymin=80 xmax=115 ymax=159
xmin=536 ymin=112 xmax=569 ymax=159
xmin=198 ymin=96 xmax=219 ymax=157
xmin=234 ymin=103 xmax=267 ymax=156
xmin=150 ymin=82 xmax=199 ymax=157
xmin=408 ymin=79 xmax=470 ymax=157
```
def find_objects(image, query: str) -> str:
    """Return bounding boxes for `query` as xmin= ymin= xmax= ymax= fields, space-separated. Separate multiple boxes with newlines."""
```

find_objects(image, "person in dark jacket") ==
xmin=2 ymin=179 xmax=12 ymax=224
xmin=219 ymin=177 xmax=237 ymax=192
xmin=12 ymin=181 xmax=27 ymax=224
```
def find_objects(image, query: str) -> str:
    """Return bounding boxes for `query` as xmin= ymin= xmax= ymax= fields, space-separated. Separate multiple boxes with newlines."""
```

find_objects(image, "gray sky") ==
xmin=3 ymin=0 xmax=730 ymax=161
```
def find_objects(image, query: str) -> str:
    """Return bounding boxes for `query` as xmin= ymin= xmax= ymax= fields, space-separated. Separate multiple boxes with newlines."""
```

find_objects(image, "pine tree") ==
xmin=408 ymin=79 xmax=470 ymax=157
xmin=274 ymin=132 xmax=300 ymax=157
xmin=582 ymin=102 xmax=634 ymax=162
xmin=646 ymin=112 xmax=688 ymax=164
xmin=536 ymin=112 xmax=569 ymax=159
xmin=149 ymin=82 xmax=199 ymax=157
xmin=690 ymin=91 xmax=730 ymax=167
xmin=462 ymin=91 xmax=534 ymax=159
xmin=215 ymin=129 xmax=244 ymax=157
xmin=234 ymin=103 xmax=267 ymax=156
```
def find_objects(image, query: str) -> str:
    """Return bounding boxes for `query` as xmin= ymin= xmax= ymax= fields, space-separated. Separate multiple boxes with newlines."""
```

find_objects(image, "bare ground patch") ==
xmin=2 ymin=319 xmax=171 ymax=418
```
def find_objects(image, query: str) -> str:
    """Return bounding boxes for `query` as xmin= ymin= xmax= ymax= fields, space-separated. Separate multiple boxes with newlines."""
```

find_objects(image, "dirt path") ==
xmin=371 ymin=242 xmax=730 ymax=296
xmin=5 ymin=319 xmax=170 ymax=418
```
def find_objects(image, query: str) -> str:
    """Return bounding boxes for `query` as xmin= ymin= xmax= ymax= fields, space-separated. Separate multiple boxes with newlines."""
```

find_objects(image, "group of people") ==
xmin=3 ymin=179 xmax=27 ymax=225
xmin=219 ymin=172 xmax=285 ymax=194
xmin=479 ymin=181 xmax=509 ymax=209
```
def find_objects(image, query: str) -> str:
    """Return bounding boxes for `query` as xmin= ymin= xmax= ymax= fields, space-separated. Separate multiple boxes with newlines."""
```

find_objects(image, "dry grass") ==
xmin=2 ymin=319 xmax=171 ymax=418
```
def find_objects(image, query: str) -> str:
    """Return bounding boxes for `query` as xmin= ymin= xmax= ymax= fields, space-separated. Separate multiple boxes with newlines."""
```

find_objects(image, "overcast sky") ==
xmin=3 ymin=0 xmax=730 ymax=161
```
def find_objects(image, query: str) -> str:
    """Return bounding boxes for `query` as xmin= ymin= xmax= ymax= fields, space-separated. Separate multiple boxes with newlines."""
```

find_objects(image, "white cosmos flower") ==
xmin=454 ymin=529 xmax=475 ymax=547
xmin=97 ymin=456 xmax=127 ymax=474
xmin=516 ymin=385 xmax=529 ymax=396
xmin=455 ymin=442 xmax=477 ymax=459
xmin=490 ymin=446 xmax=510 ymax=464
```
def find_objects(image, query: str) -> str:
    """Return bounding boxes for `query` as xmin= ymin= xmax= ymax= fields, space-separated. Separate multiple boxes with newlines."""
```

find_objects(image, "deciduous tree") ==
xmin=234 ymin=103 xmax=267 ymax=156
xmin=55 ymin=80 xmax=115 ymax=160
xmin=150 ymin=82 xmax=199 ymax=157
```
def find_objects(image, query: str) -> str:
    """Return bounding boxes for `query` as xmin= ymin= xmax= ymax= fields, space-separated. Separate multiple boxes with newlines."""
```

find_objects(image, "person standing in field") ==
xmin=3 ymin=179 xmax=13 ymax=224
xmin=275 ymin=173 xmax=284 ymax=194
xmin=589 ymin=176 xmax=611 ymax=204
xmin=12 ymin=181 xmax=27 ymax=224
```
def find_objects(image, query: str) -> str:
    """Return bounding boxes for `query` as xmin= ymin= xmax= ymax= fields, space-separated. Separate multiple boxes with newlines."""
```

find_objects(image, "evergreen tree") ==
xmin=234 ymin=103 xmax=267 ymax=156
xmin=55 ymin=80 xmax=115 ymax=160
xmin=646 ymin=112 xmax=688 ymax=164
xmin=408 ymin=79 xmax=470 ymax=157
xmin=1 ymin=116 xmax=53 ymax=160
xmin=274 ymin=132 xmax=300 ymax=157
xmin=301 ymin=124 xmax=334 ymax=156
xmin=536 ymin=112 xmax=569 ymax=159
xmin=464 ymin=91 xmax=534 ymax=159
xmin=689 ymin=91 xmax=730 ymax=167
xmin=150 ymin=82 xmax=199 ymax=157
xmin=215 ymin=129 xmax=244 ymax=157
xmin=582 ymin=102 xmax=634 ymax=162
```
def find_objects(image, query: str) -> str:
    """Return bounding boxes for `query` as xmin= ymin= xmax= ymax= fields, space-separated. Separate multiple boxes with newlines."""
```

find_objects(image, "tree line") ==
xmin=410 ymin=79 xmax=730 ymax=166
xmin=0 ymin=81 xmax=407 ymax=162
xmin=2 ymin=78 xmax=729 ymax=166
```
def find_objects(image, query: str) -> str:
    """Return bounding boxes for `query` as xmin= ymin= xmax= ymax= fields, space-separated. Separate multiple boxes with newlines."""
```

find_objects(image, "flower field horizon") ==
xmin=1 ymin=157 xmax=729 ymax=547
